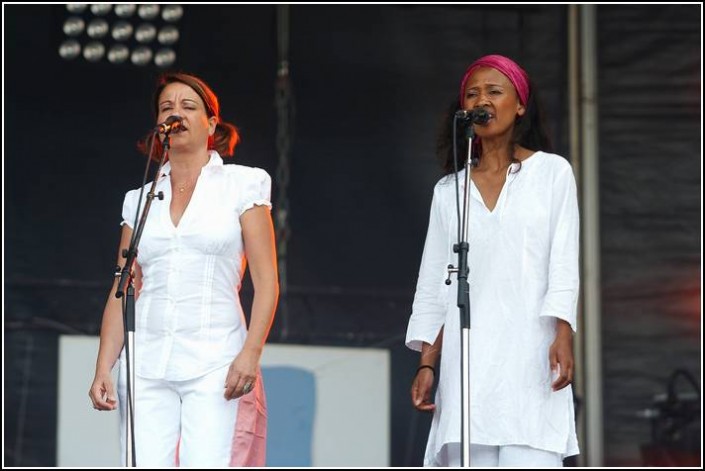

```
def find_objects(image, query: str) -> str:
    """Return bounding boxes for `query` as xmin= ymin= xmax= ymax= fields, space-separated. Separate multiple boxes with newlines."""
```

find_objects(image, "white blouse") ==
xmin=121 ymin=151 xmax=272 ymax=381
xmin=406 ymin=151 xmax=580 ymax=464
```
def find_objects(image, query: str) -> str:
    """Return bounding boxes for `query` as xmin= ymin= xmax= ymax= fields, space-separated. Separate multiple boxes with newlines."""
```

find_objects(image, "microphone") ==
xmin=455 ymin=108 xmax=491 ymax=124
xmin=154 ymin=115 xmax=184 ymax=134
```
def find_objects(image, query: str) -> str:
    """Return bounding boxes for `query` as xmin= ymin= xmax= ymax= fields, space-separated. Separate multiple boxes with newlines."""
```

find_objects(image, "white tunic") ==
xmin=406 ymin=151 xmax=580 ymax=465
xmin=121 ymin=151 xmax=271 ymax=381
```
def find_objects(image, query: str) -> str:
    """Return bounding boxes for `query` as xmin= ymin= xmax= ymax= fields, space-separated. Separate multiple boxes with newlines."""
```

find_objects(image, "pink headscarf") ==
xmin=459 ymin=54 xmax=530 ymax=106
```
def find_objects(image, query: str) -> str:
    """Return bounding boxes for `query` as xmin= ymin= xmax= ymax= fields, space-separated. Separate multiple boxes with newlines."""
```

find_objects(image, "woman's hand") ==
xmin=411 ymin=367 xmax=436 ymax=412
xmin=89 ymin=371 xmax=118 ymax=411
xmin=549 ymin=319 xmax=574 ymax=391
xmin=224 ymin=347 xmax=261 ymax=400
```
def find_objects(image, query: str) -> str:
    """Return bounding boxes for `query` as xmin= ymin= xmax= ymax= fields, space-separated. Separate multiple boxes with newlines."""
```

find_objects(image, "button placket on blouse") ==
xmin=165 ymin=225 xmax=180 ymax=337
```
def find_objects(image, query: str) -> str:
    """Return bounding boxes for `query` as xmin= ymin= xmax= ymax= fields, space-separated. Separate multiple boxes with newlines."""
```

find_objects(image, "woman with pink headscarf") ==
xmin=406 ymin=55 xmax=579 ymax=466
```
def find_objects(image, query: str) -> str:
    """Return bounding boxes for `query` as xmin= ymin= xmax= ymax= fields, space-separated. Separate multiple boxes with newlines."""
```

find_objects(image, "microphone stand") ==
xmin=115 ymin=132 xmax=170 ymax=467
xmin=446 ymin=121 xmax=477 ymax=467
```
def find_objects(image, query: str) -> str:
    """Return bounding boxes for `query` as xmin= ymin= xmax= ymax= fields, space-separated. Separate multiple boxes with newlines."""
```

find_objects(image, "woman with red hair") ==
xmin=89 ymin=73 xmax=278 ymax=467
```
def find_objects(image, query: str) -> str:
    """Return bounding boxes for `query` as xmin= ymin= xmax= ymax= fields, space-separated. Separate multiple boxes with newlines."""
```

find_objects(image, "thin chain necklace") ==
xmin=172 ymin=175 xmax=198 ymax=193
xmin=171 ymin=154 xmax=208 ymax=193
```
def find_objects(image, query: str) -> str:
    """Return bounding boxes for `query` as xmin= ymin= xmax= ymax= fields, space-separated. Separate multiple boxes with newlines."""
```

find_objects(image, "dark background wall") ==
xmin=597 ymin=6 xmax=701 ymax=465
xmin=4 ymin=4 xmax=700 ymax=466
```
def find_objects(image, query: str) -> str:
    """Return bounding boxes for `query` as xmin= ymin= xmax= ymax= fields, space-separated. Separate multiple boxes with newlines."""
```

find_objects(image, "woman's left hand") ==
xmin=549 ymin=319 xmax=574 ymax=391
xmin=224 ymin=347 xmax=261 ymax=400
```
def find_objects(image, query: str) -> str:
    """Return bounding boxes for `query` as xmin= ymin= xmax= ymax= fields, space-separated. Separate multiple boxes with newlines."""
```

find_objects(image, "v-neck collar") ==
xmin=159 ymin=151 xmax=223 ymax=230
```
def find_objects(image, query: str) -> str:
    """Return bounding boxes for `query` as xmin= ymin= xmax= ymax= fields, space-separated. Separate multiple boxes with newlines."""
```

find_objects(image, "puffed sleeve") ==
xmin=238 ymin=168 xmax=272 ymax=216
xmin=539 ymin=162 xmax=580 ymax=332
xmin=406 ymin=182 xmax=449 ymax=352
xmin=121 ymin=189 xmax=138 ymax=229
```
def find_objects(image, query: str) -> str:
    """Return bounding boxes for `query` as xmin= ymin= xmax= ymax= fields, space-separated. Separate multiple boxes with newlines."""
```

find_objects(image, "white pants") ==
xmin=440 ymin=443 xmax=563 ymax=467
xmin=118 ymin=363 xmax=239 ymax=467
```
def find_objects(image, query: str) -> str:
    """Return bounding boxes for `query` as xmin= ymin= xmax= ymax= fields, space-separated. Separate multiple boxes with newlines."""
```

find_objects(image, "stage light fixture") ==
xmin=162 ymin=5 xmax=183 ymax=22
xmin=107 ymin=44 xmax=130 ymax=64
xmin=90 ymin=4 xmax=112 ymax=16
xmin=59 ymin=4 xmax=182 ymax=67
xmin=63 ymin=17 xmax=85 ymax=37
xmin=83 ymin=41 xmax=105 ymax=62
xmin=131 ymin=46 xmax=153 ymax=66
xmin=111 ymin=21 xmax=133 ymax=41
xmin=59 ymin=39 xmax=81 ymax=60
xmin=158 ymin=26 xmax=179 ymax=45
xmin=154 ymin=48 xmax=176 ymax=67
xmin=66 ymin=4 xmax=87 ymax=14
xmin=137 ymin=4 xmax=160 ymax=20
xmin=135 ymin=23 xmax=157 ymax=43
xmin=114 ymin=4 xmax=136 ymax=18
xmin=87 ymin=18 xmax=109 ymax=38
